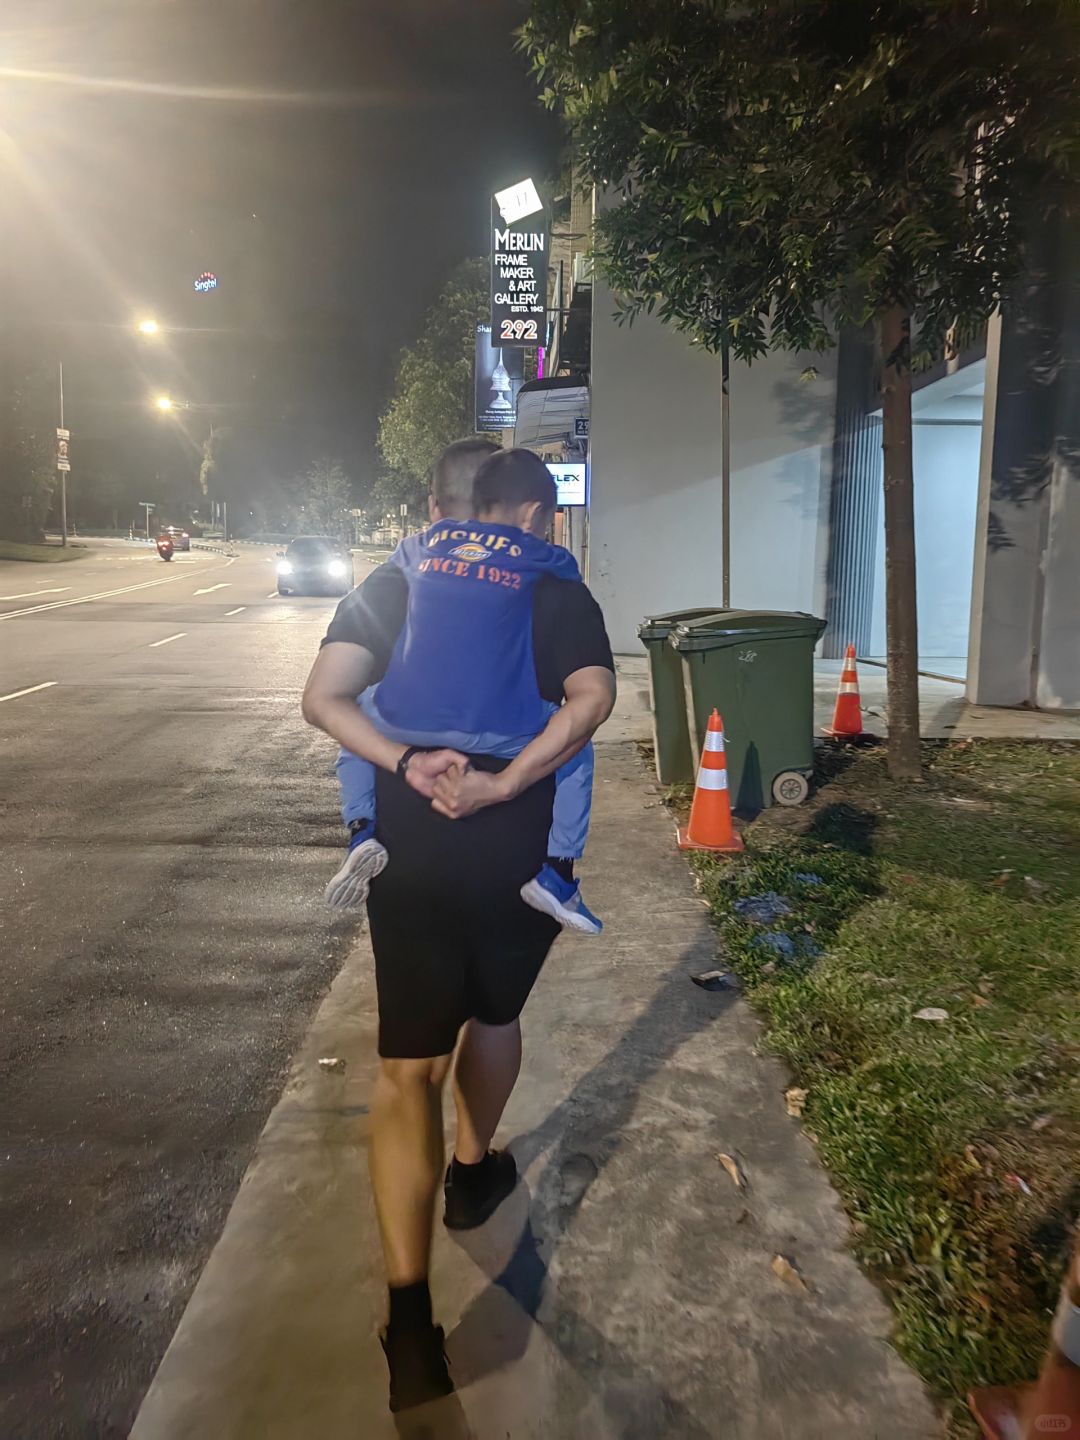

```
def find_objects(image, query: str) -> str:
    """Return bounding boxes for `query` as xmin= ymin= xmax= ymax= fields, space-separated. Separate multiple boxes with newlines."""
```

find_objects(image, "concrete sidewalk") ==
xmin=132 ymin=744 xmax=938 ymax=1440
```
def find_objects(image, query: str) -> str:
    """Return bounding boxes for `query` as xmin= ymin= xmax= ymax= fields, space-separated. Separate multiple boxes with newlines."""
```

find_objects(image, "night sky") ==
xmin=2 ymin=0 xmax=560 ymax=481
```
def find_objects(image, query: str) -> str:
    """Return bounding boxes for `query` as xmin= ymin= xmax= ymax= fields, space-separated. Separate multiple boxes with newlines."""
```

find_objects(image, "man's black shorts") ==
xmin=366 ymin=757 xmax=561 ymax=1059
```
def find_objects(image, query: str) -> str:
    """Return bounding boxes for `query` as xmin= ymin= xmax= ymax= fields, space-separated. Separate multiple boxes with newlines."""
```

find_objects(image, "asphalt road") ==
xmin=0 ymin=540 xmax=369 ymax=1438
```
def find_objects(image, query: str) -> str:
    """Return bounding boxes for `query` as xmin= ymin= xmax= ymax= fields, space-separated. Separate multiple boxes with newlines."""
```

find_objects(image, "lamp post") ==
xmin=57 ymin=363 xmax=68 ymax=547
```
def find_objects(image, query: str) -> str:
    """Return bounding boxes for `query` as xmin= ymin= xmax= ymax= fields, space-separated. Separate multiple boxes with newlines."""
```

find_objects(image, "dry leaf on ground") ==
xmin=785 ymin=1086 xmax=808 ymax=1117
xmin=717 ymin=1152 xmax=746 ymax=1189
xmin=318 ymin=1057 xmax=347 ymax=1074
xmin=771 ymin=1254 xmax=808 ymax=1292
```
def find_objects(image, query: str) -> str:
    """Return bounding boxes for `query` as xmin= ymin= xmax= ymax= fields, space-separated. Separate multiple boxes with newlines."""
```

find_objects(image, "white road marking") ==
xmin=0 ymin=681 xmax=58 ymax=704
xmin=0 ymin=587 xmax=72 ymax=600
xmin=0 ymin=562 xmax=231 ymax=621
xmin=266 ymin=591 xmax=279 ymax=599
xmin=224 ymin=606 xmax=246 ymax=616
xmin=194 ymin=582 xmax=231 ymax=595
xmin=149 ymin=632 xmax=187 ymax=648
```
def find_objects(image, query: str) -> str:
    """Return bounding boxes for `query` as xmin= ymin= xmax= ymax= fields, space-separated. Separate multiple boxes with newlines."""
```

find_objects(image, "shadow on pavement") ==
xmin=445 ymin=948 xmax=734 ymax=1439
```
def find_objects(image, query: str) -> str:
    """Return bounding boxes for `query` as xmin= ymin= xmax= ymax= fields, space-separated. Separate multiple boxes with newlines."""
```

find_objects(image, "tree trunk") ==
xmin=878 ymin=305 xmax=921 ymax=780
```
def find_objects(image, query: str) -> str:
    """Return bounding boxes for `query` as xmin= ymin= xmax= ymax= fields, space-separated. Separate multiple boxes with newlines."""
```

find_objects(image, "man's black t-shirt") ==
xmin=322 ymin=561 xmax=614 ymax=704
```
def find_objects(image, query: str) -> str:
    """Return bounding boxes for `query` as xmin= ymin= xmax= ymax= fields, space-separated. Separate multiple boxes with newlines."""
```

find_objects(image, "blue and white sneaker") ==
xmin=521 ymin=864 xmax=603 ymax=935
xmin=324 ymin=833 xmax=388 ymax=909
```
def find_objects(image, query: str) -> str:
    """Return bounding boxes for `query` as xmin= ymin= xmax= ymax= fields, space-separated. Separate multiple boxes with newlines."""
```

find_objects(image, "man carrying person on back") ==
xmin=323 ymin=441 xmax=603 ymax=936
xmin=302 ymin=443 xmax=615 ymax=1412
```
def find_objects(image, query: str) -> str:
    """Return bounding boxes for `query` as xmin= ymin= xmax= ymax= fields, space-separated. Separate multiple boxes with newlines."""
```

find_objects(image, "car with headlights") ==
xmin=163 ymin=526 xmax=191 ymax=551
xmin=277 ymin=536 xmax=354 ymax=596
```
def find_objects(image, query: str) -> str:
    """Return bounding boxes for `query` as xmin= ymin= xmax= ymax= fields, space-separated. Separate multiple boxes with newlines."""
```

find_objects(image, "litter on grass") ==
xmin=734 ymin=892 xmax=792 ymax=924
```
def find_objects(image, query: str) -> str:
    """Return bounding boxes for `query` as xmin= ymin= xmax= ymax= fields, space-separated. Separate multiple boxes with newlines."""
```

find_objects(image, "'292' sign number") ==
xmin=500 ymin=319 xmax=538 ymax=343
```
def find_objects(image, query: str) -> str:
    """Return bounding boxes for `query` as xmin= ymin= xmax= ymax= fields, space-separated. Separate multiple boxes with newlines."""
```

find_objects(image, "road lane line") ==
xmin=0 ymin=681 xmax=57 ymax=704
xmin=149 ymin=632 xmax=187 ymax=648
xmin=224 ymin=607 xmax=246 ymax=616
xmin=0 ymin=587 xmax=73 ymax=600
xmin=194 ymin=583 xmax=231 ymax=595
xmin=266 ymin=591 xmax=279 ymax=598
xmin=0 ymin=563 xmax=231 ymax=621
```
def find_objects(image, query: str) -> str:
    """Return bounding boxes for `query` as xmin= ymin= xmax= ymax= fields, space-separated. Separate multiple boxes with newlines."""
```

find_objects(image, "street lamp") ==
xmin=153 ymin=393 xmax=175 ymax=412
xmin=137 ymin=318 xmax=160 ymax=337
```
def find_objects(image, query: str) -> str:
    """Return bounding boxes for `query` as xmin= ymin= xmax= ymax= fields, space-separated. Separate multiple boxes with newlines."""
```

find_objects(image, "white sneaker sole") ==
xmin=324 ymin=841 xmax=388 ymax=909
xmin=520 ymin=878 xmax=602 ymax=935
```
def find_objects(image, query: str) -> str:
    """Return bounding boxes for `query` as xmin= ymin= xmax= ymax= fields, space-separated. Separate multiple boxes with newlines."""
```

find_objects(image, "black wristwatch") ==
xmin=396 ymin=745 xmax=422 ymax=781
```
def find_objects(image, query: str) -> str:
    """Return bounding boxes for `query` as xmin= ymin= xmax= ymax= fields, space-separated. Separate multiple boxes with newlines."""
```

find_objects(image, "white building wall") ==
xmin=868 ymin=421 xmax=982 ymax=657
xmin=587 ymin=279 xmax=836 ymax=652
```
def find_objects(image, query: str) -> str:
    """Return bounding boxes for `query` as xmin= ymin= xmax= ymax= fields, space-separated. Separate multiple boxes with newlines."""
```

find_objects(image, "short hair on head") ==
xmin=431 ymin=438 xmax=500 ymax=516
xmin=472 ymin=447 xmax=556 ymax=516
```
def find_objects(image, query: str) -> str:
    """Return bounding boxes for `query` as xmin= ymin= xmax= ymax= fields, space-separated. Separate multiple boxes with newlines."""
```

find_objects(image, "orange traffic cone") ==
xmin=822 ymin=643 xmax=863 ymax=737
xmin=678 ymin=710 xmax=744 ymax=853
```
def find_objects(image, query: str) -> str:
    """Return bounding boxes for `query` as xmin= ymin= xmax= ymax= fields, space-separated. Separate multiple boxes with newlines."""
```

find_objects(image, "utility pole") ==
xmin=58 ymin=363 xmax=68 ymax=548
xmin=721 ymin=326 xmax=731 ymax=610
xmin=140 ymin=502 xmax=154 ymax=540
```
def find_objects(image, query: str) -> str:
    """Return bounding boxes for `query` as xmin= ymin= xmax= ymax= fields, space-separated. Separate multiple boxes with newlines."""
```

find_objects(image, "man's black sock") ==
xmin=450 ymin=1152 xmax=495 ymax=1190
xmin=547 ymin=856 xmax=575 ymax=884
xmin=388 ymin=1280 xmax=433 ymax=1332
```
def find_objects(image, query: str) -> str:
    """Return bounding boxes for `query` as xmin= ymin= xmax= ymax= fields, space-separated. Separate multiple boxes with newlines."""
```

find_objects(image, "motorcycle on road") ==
xmin=155 ymin=535 xmax=175 ymax=562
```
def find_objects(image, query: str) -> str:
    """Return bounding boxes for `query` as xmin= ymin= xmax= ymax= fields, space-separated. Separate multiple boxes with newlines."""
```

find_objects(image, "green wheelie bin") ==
xmin=670 ymin=610 xmax=826 ymax=811
xmin=637 ymin=608 xmax=725 ymax=784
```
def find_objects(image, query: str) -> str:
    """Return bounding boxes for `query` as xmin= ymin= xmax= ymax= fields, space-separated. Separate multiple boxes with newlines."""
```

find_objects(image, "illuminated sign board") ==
xmin=491 ymin=179 xmax=547 ymax=347
xmin=475 ymin=325 xmax=524 ymax=432
xmin=194 ymin=272 xmax=219 ymax=293
xmin=546 ymin=461 xmax=586 ymax=508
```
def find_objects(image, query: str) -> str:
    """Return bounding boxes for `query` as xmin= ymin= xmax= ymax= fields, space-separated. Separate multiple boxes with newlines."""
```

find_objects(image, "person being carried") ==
xmin=324 ymin=445 xmax=601 ymax=934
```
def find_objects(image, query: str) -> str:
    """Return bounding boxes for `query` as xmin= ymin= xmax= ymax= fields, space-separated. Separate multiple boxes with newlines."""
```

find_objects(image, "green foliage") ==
xmin=0 ymin=364 xmax=57 ymax=542
xmin=691 ymin=741 xmax=1080 ymax=1426
xmin=377 ymin=257 xmax=494 ymax=497
xmin=293 ymin=457 xmax=351 ymax=538
xmin=519 ymin=1 xmax=1080 ymax=365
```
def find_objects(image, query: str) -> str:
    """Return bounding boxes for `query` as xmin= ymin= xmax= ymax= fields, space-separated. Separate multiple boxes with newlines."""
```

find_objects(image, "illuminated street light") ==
xmin=153 ymin=394 xmax=175 ymax=412
xmin=137 ymin=318 xmax=160 ymax=336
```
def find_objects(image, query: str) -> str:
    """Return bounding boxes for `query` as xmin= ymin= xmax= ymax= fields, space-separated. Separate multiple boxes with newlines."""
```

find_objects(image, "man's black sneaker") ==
xmin=443 ymin=1150 xmax=518 ymax=1231
xmin=380 ymin=1323 xmax=454 ymax=1413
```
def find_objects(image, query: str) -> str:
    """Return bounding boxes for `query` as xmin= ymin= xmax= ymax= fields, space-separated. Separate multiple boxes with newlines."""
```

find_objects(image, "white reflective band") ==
xmin=839 ymin=681 xmax=859 ymax=693
xmin=704 ymin=731 xmax=726 ymax=752
xmin=696 ymin=767 xmax=729 ymax=791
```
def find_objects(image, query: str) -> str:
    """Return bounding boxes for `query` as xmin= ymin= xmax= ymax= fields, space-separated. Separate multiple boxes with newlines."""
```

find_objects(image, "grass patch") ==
xmin=0 ymin=540 xmax=89 ymax=563
xmin=689 ymin=741 xmax=1080 ymax=1430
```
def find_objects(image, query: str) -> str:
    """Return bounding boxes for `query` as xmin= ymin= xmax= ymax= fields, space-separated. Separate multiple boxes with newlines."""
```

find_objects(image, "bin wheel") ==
xmin=773 ymin=771 xmax=810 ymax=807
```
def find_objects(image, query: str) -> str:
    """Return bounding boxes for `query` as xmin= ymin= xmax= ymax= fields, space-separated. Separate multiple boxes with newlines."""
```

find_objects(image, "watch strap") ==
xmin=396 ymin=745 xmax=422 ymax=781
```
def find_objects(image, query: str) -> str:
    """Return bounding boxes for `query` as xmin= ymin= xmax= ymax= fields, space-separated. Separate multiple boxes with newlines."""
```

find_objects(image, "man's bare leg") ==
xmin=452 ymin=1018 xmax=522 ymax=1163
xmin=369 ymin=1054 xmax=453 ymax=1283
xmin=369 ymin=1054 xmax=457 ymax=1413
xmin=442 ymin=1019 xmax=523 ymax=1233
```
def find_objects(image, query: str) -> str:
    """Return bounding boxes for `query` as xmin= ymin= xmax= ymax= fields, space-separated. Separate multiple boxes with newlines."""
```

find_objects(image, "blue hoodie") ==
xmin=368 ymin=520 xmax=581 ymax=753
